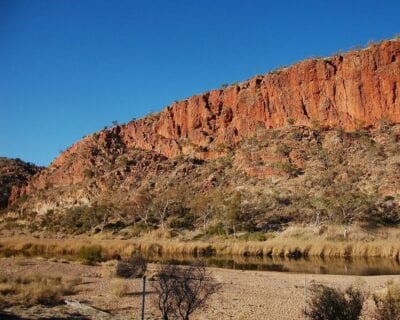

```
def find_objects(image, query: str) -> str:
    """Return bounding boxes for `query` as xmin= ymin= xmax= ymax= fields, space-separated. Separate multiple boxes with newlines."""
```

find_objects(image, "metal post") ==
xmin=304 ymin=278 xmax=307 ymax=320
xmin=141 ymin=276 xmax=146 ymax=320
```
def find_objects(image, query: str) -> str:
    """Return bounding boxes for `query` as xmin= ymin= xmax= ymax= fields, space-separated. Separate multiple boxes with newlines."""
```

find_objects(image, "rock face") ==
xmin=120 ymin=39 xmax=400 ymax=156
xmin=9 ymin=39 xmax=400 ymax=202
xmin=0 ymin=158 xmax=43 ymax=208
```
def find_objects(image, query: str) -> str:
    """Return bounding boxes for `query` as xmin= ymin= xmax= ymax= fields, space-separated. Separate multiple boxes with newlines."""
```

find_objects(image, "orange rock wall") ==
xmin=118 ymin=40 xmax=400 ymax=158
xmin=11 ymin=40 xmax=400 ymax=200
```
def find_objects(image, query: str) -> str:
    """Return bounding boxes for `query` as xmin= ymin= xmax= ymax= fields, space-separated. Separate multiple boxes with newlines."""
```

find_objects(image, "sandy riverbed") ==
xmin=0 ymin=257 xmax=398 ymax=319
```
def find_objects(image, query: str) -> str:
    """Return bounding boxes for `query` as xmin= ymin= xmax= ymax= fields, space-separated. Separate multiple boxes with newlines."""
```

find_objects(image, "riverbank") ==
xmin=1 ymin=227 xmax=400 ymax=262
xmin=0 ymin=257 xmax=398 ymax=319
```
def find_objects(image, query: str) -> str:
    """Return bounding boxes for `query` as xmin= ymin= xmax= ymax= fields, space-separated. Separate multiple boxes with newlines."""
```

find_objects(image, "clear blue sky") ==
xmin=1 ymin=0 xmax=399 ymax=166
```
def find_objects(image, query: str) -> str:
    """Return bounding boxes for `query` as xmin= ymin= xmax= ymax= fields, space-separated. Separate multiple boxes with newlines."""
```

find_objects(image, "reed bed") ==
xmin=1 ymin=235 xmax=400 ymax=262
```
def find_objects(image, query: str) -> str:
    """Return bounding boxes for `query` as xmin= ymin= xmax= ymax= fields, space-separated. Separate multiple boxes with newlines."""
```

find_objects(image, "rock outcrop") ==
xmin=0 ymin=157 xmax=43 ymax=208
xmin=9 ymin=39 xmax=400 ymax=202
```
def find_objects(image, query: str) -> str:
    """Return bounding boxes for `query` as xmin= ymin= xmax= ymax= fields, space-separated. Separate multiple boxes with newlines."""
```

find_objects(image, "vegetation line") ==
xmin=0 ymin=237 xmax=399 ymax=261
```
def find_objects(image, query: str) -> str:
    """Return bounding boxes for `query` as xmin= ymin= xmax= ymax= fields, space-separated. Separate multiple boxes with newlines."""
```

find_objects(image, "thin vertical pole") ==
xmin=141 ymin=276 xmax=146 ymax=320
xmin=304 ymin=278 xmax=307 ymax=320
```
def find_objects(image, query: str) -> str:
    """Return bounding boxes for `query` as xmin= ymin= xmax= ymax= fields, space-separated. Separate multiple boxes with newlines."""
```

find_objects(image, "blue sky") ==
xmin=1 ymin=0 xmax=399 ymax=166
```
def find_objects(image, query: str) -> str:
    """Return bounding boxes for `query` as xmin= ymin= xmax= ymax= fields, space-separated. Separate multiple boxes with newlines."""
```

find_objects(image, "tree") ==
xmin=190 ymin=195 xmax=214 ymax=232
xmin=212 ymin=191 xmax=242 ymax=236
xmin=174 ymin=264 xmax=221 ymax=320
xmin=152 ymin=263 xmax=221 ymax=320
xmin=133 ymin=189 xmax=153 ymax=232
xmin=152 ymin=264 xmax=180 ymax=320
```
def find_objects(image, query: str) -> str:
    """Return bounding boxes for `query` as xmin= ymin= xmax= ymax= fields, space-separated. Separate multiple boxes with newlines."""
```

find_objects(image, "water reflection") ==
xmin=147 ymin=255 xmax=400 ymax=276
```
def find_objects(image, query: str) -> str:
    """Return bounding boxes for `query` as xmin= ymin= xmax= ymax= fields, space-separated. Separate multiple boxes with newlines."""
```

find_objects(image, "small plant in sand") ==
xmin=116 ymin=252 xmax=147 ymax=278
xmin=306 ymin=284 xmax=365 ymax=320
xmin=372 ymin=281 xmax=400 ymax=320
xmin=152 ymin=262 xmax=221 ymax=320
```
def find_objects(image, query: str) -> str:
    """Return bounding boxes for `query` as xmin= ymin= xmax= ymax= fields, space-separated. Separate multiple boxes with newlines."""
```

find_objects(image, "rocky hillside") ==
xmin=0 ymin=158 xmax=42 ymax=209
xmin=2 ymin=38 xmax=400 ymax=236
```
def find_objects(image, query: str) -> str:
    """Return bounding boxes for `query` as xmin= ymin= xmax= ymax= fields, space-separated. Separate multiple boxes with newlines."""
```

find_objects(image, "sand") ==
xmin=0 ymin=257 xmax=398 ymax=319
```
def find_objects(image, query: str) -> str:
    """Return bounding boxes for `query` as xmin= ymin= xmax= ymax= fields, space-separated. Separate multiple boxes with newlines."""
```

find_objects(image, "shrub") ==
xmin=306 ymin=284 xmax=365 ymax=320
xmin=276 ymin=143 xmax=292 ymax=157
xmin=78 ymin=245 xmax=103 ymax=265
xmin=169 ymin=213 xmax=195 ymax=230
xmin=238 ymin=232 xmax=266 ymax=241
xmin=287 ymin=117 xmax=295 ymax=125
xmin=206 ymin=223 xmax=225 ymax=236
xmin=151 ymin=263 xmax=221 ymax=320
xmin=63 ymin=205 xmax=109 ymax=234
xmin=111 ymin=279 xmax=129 ymax=297
xmin=116 ymin=253 xmax=147 ymax=278
xmin=373 ymin=281 xmax=400 ymax=320
xmin=83 ymin=168 xmax=94 ymax=178
xmin=275 ymin=161 xmax=302 ymax=177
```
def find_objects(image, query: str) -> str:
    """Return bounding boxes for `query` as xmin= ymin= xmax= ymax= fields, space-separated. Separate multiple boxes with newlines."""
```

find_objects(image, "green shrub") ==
xmin=169 ymin=213 xmax=195 ymax=230
xmin=63 ymin=205 xmax=109 ymax=234
xmin=78 ymin=245 xmax=103 ymax=265
xmin=206 ymin=223 xmax=225 ymax=236
xmin=238 ymin=232 xmax=266 ymax=241
xmin=287 ymin=118 xmax=295 ymax=126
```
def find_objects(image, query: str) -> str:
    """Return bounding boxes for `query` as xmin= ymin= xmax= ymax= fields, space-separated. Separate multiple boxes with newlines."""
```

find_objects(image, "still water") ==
xmin=147 ymin=255 xmax=400 ymax=276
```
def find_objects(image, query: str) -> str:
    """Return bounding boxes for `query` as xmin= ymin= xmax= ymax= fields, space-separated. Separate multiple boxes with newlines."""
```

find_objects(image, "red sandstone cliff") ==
xmin=9 ymin=39 xmax=400 ymax=201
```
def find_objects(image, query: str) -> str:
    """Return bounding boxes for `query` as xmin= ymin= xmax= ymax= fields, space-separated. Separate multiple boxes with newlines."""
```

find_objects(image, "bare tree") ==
xmin=158 ymin=199 xmax=172 ymax=231
xmin=151 ymin=263 xmax=221 ymax=320
xmin=174 ymin=264 xmax=221 ymax=320
xmin=152 ymin=264 xmax=180 ymax=320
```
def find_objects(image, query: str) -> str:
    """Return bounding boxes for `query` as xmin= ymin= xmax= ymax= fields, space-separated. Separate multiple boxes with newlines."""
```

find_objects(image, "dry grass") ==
xmin=111 ymin=279 xmax=129 ymax=297
xmin=0 ymin=273 xmax=81 ymax=307
xmin=1 ymin=225 xmax=400 ymax=263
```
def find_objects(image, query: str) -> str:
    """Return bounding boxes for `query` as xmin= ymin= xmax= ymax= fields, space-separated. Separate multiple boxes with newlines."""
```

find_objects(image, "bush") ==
xmin=306 ymin=284 xmax=364 ymax=320
xmin=169 ymin=213 xmax=195 ymax=230
xmin=276 ymin=143 xmax=292 ymax=157
xmin=373 ymin=281 xmax=400 ymax=320
xmin=63 ymin=205 xmax=108 ymax=234
xmin=287 ymin=118 xmax=295 ymax=125
xmin=275 ymin=161 xmax=302 ymax=177
xmin=116 ymin=253 xmax=147 ymax=278
xmin=83 ymin=168 xmax=94 ymax=178
xmin=111 ymin=279 xmax=129 ymax=297
xmin=151 ymin=263 xmax=221 ymax=320
xmin=205 ymin=223 xmax=225 ymax=236
xmin=0 ymin=274 xmax=81 ymax=307
xmin=78 ymin=245 xmax=103 ymax=265
xmin=238 ymin=232 xmax=266 ymax=241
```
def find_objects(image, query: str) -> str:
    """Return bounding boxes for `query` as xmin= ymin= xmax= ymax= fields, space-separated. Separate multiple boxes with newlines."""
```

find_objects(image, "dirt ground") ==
xmin=0 ymin=257 xmax=398 ymax=319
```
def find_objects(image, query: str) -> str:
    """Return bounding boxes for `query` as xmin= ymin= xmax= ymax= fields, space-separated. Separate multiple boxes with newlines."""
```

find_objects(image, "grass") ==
xmin=1 ymin=225 xmax=400 ymax=262
xmin=0 ymin=273 xmax=81 ymax=307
